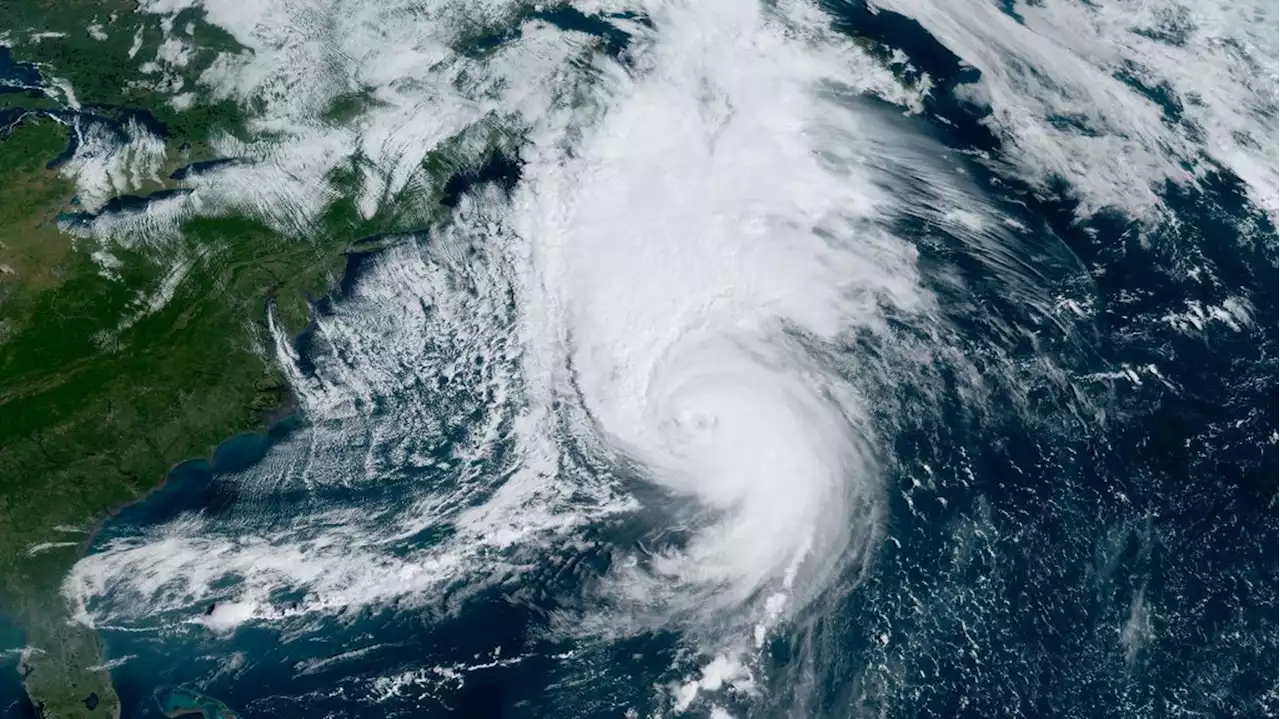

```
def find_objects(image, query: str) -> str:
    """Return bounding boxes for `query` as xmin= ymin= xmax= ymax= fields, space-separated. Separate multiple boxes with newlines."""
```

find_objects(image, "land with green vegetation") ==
xmin=0 ymin=3 xmax=497 ymax=715
xmin=0 ymin=114 xmax=341 ymax=717
xmin=1 ymin=0 xmax=250 ymax=145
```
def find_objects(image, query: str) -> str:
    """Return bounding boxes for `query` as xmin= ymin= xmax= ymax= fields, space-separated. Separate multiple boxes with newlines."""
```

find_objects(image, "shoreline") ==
xmin=74 ymin=382 xmax=301 ymax=568
xmin=11 ymin=366 xmax=303 ymax=719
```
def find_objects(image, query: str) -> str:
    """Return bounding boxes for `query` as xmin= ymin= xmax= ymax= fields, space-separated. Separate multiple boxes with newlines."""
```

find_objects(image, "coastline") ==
xmin=42 ymin=242 xmax=392 ymax=715
xmin=75 ymin=396 xmax=302 ymax=562
xmin=54 ymin=367 xmax=303 ymax=716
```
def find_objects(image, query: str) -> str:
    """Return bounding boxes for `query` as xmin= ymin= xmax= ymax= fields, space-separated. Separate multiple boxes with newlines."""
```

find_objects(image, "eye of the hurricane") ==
xmin=669 ymin=405 xmax=718 ymax=442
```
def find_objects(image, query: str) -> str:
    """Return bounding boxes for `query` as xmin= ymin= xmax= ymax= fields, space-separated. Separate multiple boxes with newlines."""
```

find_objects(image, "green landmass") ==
xmin=0 ymin=2 xmax=518 ymax=712
xmin=0 ymin=0 xmax=249 ymax=143
xmin=0 ymin=115 xmax=418 ymax=713
xmin=0 ymin=114 xmax=333 ymax=718
xmin=0 ymin=28 xmax=319 ymax=719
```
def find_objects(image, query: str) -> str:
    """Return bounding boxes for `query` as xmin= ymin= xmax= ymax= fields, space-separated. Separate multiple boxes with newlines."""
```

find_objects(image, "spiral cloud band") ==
xmin=508 ymin=0 xmax=940 ymax=639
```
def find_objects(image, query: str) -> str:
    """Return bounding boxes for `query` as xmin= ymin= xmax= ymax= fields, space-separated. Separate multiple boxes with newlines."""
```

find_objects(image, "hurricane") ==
xmin=39 ymin=0 xmax=1276 ymax=716
xmin=509 ymin=2 xmax=945 ymax=634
